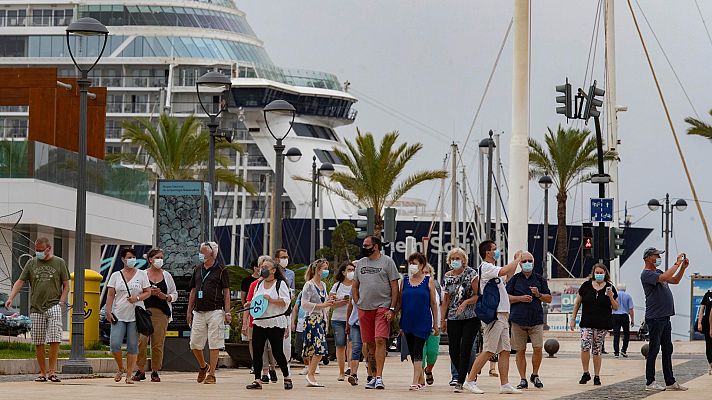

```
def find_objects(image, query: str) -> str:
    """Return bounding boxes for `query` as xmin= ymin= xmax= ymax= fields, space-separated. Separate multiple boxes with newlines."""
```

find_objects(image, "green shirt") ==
xmin=19 ymin=256 xmax=69 ymax=314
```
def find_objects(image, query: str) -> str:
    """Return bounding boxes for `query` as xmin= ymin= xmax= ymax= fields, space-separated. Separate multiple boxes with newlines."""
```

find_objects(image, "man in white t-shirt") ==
xmin=463 ymin=240 xmax=523 ymax=395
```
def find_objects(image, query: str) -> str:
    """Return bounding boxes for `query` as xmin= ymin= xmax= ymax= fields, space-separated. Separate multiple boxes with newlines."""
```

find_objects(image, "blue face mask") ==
xmin=521 ymin=262 xmax=534 ymax=272
xmin=493 ymin=249 xmax=501 ymax=261
xmin=654 ymin=258 xmax=662 ymax=267
xmin=594 ymin=273 xmax=605 ymax=282
xmin=450 ymin=260 xmax=462 ymax=269
xmin=36 ymin=251 xmax=46 ymax=260
xmin=198 ymin=253 xmax=206 ymax=263
xmin=321 ymin=270 xmax=330 ymax=279
xmin=126 ymin=258 xmax=137 ymax=268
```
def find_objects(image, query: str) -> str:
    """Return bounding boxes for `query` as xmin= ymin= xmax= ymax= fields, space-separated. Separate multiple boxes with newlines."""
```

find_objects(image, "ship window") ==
xmin=314 ymin=149 xmax=343 ymax=165
xmin=0 ymin=36 xmax=26 ymax=57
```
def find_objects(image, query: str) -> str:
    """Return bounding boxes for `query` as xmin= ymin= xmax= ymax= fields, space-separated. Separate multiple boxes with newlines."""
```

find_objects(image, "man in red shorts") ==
xmin=352 ymin=236 xmax=399 ymax=390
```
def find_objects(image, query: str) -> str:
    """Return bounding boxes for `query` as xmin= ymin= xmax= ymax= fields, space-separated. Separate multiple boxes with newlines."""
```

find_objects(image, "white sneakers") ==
xmin=645 ymin=382 xmax=666 ymax=391
xmin=463 ymin=381 xmax=484 ymax=394
xmin=499 ymin=383 xmax=522 ymax=394
xmin=665 ymin=382 xmax=688 ymax=391
xmin=299 ymin=367 xmax=309 ymax=375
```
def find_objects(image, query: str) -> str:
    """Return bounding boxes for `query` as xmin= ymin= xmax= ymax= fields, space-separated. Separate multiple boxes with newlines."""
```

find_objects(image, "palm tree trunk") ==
xmin=555 ymin=190 xmax=568 ymax=277
xmin=374 ymin=213 xmax=384 ymax=238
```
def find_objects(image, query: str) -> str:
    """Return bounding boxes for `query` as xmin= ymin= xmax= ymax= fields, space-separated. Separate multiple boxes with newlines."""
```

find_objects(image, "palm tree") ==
xmin=528 ymin=125 xmax=616 ymax=276
xmin=685 ymin=109 xmax=712 ymax=142
xmin=106 ymin=113 xmax=254 ymax=193
xmin=313 ymin=129 xmax=448 ymax=234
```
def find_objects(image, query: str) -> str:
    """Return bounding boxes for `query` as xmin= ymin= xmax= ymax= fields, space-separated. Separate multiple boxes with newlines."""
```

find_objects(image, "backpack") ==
xmin=475 ymin=263 xmax=501 ymax=324
xmin=253 ymin=278 xmax=293 ymax=320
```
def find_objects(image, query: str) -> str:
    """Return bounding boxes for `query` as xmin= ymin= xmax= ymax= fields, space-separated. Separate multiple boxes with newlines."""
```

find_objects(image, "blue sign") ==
xmin=250 ymin=295 xmax=268 ymax=318
xmin=591 ymin=198 xmax=614 ymax=222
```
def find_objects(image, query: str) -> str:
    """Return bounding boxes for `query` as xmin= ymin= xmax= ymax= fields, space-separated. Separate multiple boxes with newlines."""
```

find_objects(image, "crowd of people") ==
xmin=5 ymin=236 xmax=708 ymax=394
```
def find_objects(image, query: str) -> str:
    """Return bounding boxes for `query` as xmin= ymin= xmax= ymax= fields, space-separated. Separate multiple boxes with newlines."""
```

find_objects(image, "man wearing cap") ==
xmin=640 ymin=247 xmax=689 ymax=392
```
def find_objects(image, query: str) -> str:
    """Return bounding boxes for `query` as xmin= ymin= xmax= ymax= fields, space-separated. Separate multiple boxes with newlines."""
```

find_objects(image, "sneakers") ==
xmin=132 ymin=370 xmax=146 ymax=382
xmin=645 ymin=382 xmax=666 ymax=391
xmin=463 ymin=381 xmax=484 ymax=394
xmin=449 ymin=378 xmax=458 ymax=387
xmin=579 ymin=372 xmax=591 ymax=384
xmin=269 ymin=369 xmax=278 ymax=382
xmin=316 ymin=366 xmax=321 ymax=374
xmin=453 ymin=383 xmax=463 ymax=393
xmin=614 ymin=353 xmax=620 ymax=359
xmin=348 ymin=374 xmax=358 ymax=386
xmin=260 ymin=374 xmax=270 ymax=384
xmin=516 ymin=379 xmax=528 ymax=389
xmin=621 ymin=352 xmax=628 ymax=358
xmin=151 ymin=371 xmax=160 ymax=382
xmin=500 ymin=383 xmax=522 ymax=394
xmin=666 ymin=382 xmax=688 ymax=391
xmin=364 ymin=377 xmax=376 ymax=389
xmin=593 ymin=376 xmax=601 ymax=386
xmin=299 ymin=367 xmax=309 ymax=375
xmin=203 ymin=375 xmax=216 ymax=384
xmin=530 ymin=374 xmax=543 ymax=388
xmin=374 ymin=377 xmax=385 ymax=389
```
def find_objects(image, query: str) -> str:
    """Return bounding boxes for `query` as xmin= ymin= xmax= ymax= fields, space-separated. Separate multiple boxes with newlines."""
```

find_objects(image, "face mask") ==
xmin=198 ymin=253 xmax=206 ymax=263
xmin=126 ymin=258 xmax=137 ymax=268
xmin=36 ymin=251 xmax=46 ymax=260
xmin=260 ymin=268 xmax=270 ymax=279
xmin=654 ymin=258 xmax=662 ymax=267
xmin=493 ymin=249 xmax=501 ymax=261
xmin=361 ymin=246 xmax=375 ymax=258
xmin=521 ymin=262 xmax=534 ymax=273
xmin=153 ymin=259 xmax=164 ymax=269
xmin=594 ymin=273 xmax=605 ymax=282
xmin=408 ymin=264 xmax=419 ymax=276
xmin=279 ymin=258 xmax=289 ymax=268
xmin=346 ymin=271 xmax=355 ymax=280
xmin=450 ymin=260 xmax=462 ymax=269
xmin=321 ymin=270 xmax=330 ymax=279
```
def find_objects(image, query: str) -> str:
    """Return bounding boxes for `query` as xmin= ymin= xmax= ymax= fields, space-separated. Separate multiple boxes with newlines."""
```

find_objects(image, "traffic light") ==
xmin=556 ymin=79 xmax=572 ymax=119
xmin=609 ymin=227 xmax=625 ymax=259
xmin=383 ymin=207 xmax=397 ymax=243
xmin=356 ymin=207 xmax=375 ymax=239
xmin=582 ymin=222 xmax=594 ymax=259
xmin=583 ymin=80 xmax=605 ymax=120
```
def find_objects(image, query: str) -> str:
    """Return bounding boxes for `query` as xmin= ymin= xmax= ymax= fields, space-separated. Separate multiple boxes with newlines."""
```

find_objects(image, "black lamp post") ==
xmin=310 ymin=156 xmax=334 ymax=261
xmin=647 ymin=194 xmax=687 ymax=269
xmin=196 ymin=71 xmax=232 ymax=240
xmin=479 ymin=130 xmax=496 ymax=240
xmin=538 ymin=174 xmax=553 ymax=330
xmin=264 ymin=100 xmax=298 ymax=253
xmin=63 ymin=17 xmax=108 ymax=374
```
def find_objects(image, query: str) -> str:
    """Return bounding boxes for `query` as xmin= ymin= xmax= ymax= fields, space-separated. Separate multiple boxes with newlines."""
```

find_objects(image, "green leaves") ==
xmin=685 ymin=109 xmax=712 ymax=142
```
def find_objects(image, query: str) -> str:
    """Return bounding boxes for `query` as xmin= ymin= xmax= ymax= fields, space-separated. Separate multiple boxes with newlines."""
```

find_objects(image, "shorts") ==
xmin=580 ymin=327 xmax=607 ymax=356
xmin=331 ymin=320 xmax=347 ymax=347
xmin=358 ymin=308 xmax=391 ymax=343
xmin=110 ymin=320 xmax=139 ymax=354
xmin=30 ymin=304 xmax=62 ymax=345
xmin=481 ymin=312 xmax=511 ymax=354
xmin=510 ymin=323 xmax=544 ymax=351
xmin=189 ymin=310 xmax=225 ymax=350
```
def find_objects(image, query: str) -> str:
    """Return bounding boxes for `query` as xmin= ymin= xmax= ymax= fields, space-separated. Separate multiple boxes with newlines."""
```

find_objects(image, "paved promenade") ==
xmin=1 ymin=339 xmax=710 ymax=399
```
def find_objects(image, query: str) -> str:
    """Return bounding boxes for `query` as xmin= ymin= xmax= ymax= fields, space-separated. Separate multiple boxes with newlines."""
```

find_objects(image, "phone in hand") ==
xmin=605 ymin=286 xmax=612 ymax=295
xmin=110 ymin=312 xmax=118 ymax=324
xmin=343 ymin=295 xmax=350 ymax=301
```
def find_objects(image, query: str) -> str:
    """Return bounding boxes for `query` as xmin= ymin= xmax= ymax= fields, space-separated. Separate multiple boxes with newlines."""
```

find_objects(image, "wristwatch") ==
xmin=388 ymin=307 xmax=395 ymax=312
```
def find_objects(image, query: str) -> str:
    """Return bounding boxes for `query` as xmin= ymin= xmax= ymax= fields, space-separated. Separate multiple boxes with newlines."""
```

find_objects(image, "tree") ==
xmin=528 ymin=125 xmax=617 ymax=276
xmin=106 ymin=113 xmax=255 ymax=193
xmin=310 ymin=130 xmax=447 ymax=234
xmin=316 ymin=221 xmax=359 ymax=265
xmin=685 ymin=109 xmax=712 ymax=142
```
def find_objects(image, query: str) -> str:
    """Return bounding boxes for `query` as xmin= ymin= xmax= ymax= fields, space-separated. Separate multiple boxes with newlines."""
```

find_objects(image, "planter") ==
xmin=224 ymin=342 xmax=252 ymax=368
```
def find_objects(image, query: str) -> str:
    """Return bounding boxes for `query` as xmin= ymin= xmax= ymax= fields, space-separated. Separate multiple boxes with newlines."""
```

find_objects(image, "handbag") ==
xmin=120 ymin=271 xmax=154 ymax=336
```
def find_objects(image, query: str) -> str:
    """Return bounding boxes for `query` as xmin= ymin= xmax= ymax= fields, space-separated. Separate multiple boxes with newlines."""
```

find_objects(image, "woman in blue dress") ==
xmin=398 ymin=252 xmax=439 ymax=391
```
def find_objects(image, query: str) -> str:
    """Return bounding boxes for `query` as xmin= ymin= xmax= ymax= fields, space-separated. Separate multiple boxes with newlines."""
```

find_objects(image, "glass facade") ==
xmin=78 ymin=5 xmax=255 ymax=37
xmin=231 ymin=88 xmax=356 ymax=121
xmin=293 ymin=123 xmax=338 ymax=141
xmin=314 ymin=149 xmax=343 ymax=165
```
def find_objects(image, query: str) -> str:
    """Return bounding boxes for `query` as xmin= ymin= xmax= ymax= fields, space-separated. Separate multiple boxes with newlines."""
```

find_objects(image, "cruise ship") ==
xmin=0 ymin=0 xmax=359 ymax=227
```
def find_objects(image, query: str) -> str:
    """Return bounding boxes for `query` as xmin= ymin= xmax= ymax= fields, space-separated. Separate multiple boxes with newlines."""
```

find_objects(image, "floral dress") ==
xmin=300 ymin=280 xmax=329 ymax=357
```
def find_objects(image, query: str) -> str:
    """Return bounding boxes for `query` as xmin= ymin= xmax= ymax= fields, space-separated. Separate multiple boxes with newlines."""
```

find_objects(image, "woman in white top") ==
xmin=245 ymin=257 xmax=292 ymax=390
xmin=105 ymin=248 xmax=151 ymax=384
xmin=329 ymin=261 xmax=355 ymax=381
xmin=301 ymin=259 xmax=335 ymax=387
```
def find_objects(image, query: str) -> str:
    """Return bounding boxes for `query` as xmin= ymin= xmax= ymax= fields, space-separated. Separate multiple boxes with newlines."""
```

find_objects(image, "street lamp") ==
xmin=63 ymin=17 xmax=108 ymax=375
xmin=196 ymin=71 xmax=232 ymax=240
xmin=647 ymin=194 xmax=687 ymax=270
xmin=264 ymin=100 xmax=297 ymax=253
xmin=309 ymin=156 xmax=335 ymax=261
xmin=538 ymin=174 xmax=553 ymax=330
xmin=479 ymin=130 xmax=496 ymax=240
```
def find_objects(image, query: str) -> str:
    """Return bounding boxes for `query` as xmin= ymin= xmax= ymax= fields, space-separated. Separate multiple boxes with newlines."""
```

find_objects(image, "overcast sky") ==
xmin=240 ymin=0 xmax=712 ymax=338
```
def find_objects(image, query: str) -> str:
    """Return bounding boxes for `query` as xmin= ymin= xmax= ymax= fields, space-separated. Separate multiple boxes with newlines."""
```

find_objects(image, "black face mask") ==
xmin=260 ymin=268 xmax=270 ymax=279
xmin=361 ymin=246 xmax=375 ymax=257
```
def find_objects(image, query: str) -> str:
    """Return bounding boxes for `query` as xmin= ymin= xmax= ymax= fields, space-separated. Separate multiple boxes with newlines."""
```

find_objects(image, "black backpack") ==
xmin=253 ymin=278 xmax=293 ymax=320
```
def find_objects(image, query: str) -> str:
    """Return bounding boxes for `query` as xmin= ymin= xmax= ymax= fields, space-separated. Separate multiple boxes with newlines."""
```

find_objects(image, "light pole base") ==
xmin=61 ymin=358 xmax=94 ymax=374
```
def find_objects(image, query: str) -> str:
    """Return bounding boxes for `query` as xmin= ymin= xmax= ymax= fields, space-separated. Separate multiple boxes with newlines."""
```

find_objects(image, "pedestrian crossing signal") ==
xmin=584 ymin=238 xmax=592 ymax=249
xmin=582 ymin=222 xmax=594 ymax=259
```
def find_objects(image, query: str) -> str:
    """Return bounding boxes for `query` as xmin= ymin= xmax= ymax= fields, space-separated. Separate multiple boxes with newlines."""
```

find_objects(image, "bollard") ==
xmin=544 ymin=338 xmax=560 ymax=358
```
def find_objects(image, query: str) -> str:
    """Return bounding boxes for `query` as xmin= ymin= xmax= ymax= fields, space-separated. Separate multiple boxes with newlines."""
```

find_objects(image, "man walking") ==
xmin=274 ymin=249 xmax=296 ymax=295
xmin=641 ymin=247 xmax=688 ymax=392
xmin=6 ymin=237 xmax=69 ymax=383
xmin=612 ymin=283 xmax=634 ymax=358
xmin=352 ymin=235 xmax=399 ymax=390
xmin=506 ymin=251 xmax=551 ymax=389
xmin=464 ymin=240 xmax=523 ymax=394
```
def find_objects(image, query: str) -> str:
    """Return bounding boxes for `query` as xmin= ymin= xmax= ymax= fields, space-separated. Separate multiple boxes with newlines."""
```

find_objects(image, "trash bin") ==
xmin=69 ymin=269 xmax=103 ymax=348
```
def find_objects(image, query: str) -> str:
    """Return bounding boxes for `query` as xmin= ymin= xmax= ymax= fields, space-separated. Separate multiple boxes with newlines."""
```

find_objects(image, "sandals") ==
xmin=48 ymin=375 xmax=61 ymax=383
xmin=114 ymin=370 xmax=123 ymax=382
xmin=409 ymin=384 xmax=420 ymax=391
xmin=425 ymin=370 xmax=434 ymax=385
xmin=489 ymin=369 xmax=499 ymax=377
xmin=284 ymin=378 xmax=293 ymax=390
xmin=34 ymin=375 xmax=47 ymax=382
xmin=246 ymin=380 xmax=262 ymax=390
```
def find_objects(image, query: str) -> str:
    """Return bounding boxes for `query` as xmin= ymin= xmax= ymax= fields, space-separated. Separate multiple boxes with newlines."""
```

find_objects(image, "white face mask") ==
xmin=279 ymin=258 xmax=289 ymax=268
xmin=408 ymin=264 xmax=419 ymax=276
xmin=346 ymin=271 xmax=355 ymax=280
xmin=153 ymin=259 xmax=164 ymax=269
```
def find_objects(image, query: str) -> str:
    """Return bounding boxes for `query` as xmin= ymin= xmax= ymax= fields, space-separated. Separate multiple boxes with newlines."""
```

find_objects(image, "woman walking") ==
xmin=330 ymin=261 xmax=355 ymax=381
xmin=399 ymin=252 xmax=439 ymax=391
xmin=570 ymin=263 xmax=619 ymax=386
xmin=105 ymin=248 xmax=151 ymax=384
xmin=420 ymin=263 xmax=442 ymax=386
xmin=301 ymin=259 xmax=335 ymax=387
xmin=696 ymin=287 xmax=712 ymax=374
xmin=245 ymin=257 xmax=292 ymax=390
xmin=441 ymin=247 xmax=479 ymax=392
xmin=134 ymin=248 xmax=178 ymax=382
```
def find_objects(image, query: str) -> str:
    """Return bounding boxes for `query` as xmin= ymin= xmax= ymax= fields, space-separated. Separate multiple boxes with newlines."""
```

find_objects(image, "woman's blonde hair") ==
xmin=305 ymin=259 xmax=329 ymax=281
xmin=446 ymin=247 xmax=469 ymax=266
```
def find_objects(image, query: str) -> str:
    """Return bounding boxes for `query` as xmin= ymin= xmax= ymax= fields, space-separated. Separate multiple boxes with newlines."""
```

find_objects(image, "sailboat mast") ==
xmin=451 ymin=142 xmax=459 ymax=249
xmin=605 ymin=0 xmax=621 ymax=285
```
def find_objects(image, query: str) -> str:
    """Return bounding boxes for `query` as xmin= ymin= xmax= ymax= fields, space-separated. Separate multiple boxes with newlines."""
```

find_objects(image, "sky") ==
xmin=239 ymin=0 xmax=712 ymax=339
